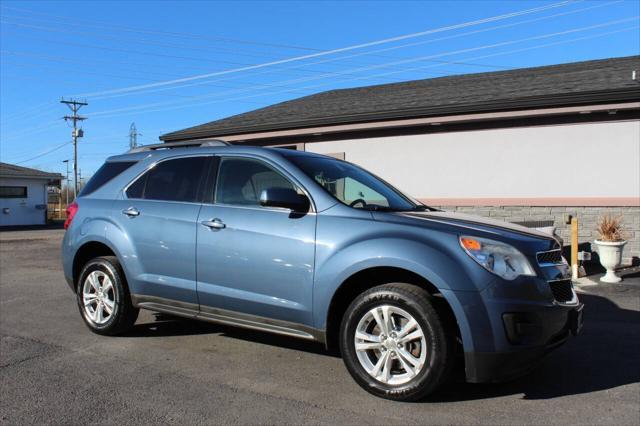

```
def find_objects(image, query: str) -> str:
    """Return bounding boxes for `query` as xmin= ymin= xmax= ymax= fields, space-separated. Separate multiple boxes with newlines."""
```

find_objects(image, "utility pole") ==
xmin=129 ymin=122 xmax=140 ymax=150
xmin=61 ymin=99 xmax=87 ymax=199
xmin=62 ymin=159 xmax=69 ymax=206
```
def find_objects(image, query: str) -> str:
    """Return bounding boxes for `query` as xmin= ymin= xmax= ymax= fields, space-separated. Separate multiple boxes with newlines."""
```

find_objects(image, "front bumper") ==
xmin=465 ymin=302 xmax=583 ymax=383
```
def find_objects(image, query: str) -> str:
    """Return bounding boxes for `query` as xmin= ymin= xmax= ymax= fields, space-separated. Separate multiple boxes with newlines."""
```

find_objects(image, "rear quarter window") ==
xmin=79 ymin=161 xmax=137 ymax=196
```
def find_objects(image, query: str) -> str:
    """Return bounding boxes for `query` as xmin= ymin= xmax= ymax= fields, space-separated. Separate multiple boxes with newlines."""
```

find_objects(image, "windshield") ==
xmin=287 ymin=155 xmax=427 ymax=212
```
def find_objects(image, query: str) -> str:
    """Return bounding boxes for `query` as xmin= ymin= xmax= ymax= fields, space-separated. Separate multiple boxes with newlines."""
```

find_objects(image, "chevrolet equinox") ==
xmin=62 ymin=140 xmax=583 ymax=401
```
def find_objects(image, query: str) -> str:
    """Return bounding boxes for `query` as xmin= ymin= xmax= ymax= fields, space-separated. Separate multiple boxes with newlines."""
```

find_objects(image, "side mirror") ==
xmin=259 ymin=187 xmax=310 ymax=212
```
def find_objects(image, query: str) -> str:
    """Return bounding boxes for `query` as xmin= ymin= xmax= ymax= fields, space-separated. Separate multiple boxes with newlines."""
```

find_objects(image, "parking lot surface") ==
xmin=1 ymin=228 xmax=638 ymax=424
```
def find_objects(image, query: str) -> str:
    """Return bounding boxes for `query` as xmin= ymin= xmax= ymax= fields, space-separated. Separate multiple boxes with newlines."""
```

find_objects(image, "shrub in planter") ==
xmin=594 ymin=215 xmax=627 ymax=283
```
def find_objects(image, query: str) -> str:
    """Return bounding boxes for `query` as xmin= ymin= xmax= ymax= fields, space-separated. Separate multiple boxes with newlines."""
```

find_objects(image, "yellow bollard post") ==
xmin=571 ymin=217 xmax=579 ymax=280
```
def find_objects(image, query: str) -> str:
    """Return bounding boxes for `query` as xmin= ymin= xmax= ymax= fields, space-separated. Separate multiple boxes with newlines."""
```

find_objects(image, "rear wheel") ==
xmin=339 ymin=283 xmax=453 ymax=401
xmin=76 ymin=256 xmax=138 ymax=335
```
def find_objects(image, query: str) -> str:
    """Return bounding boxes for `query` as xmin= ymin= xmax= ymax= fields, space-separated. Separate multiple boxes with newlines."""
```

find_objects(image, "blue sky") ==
xmin=1 ymin=0 xmax=638 ymax=178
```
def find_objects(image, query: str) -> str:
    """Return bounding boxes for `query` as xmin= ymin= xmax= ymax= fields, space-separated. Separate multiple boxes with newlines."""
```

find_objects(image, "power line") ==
xmin=370 ymin=26 xmax=640 ymax=80
xmin=0 ymin=22 xmax=516 ymax=85
xmin=7 ymin=29 xmax=634 ymax=155
xmin=276 ymin=0 xmax=622 ymax=73
xmin=0 ymin=18 xmax=302 ymax=60
xmin=85 ymin=17 xmax=637 ymax=118
xmin=4 ymin=2 xmax=600 ymax=73
xmin=0 ymin=40 xmax=462 ymax=89
xmin=0 ymin=4 xmax=328 ymax=53
xmin=80 ymin=1 xmax=605 ymax=102
xmin=0 ymin=55 xmax=327 ymax=105
xmin=289 ymin=17 xmax=640 ymax=87
xmin=0 ymin=50 xmax=194 ymax=79
xmin=0 ymin=26 xmax=264 ymax=68
xmin=88 ymin=24 xmax=638 ymax=122
xmin=5 ymin=2 xmax=600 ymax=106
xmin=69 ymin=1 xmax=574 ymax=98
xmin=3 ymin=18 xmax=477 ymax=76
xmin=14 ymin=141 xmax=72 ymax=165
xmin=0 ymin=49 xmax=429 ymax=93
xmin=0 ymin=101 xmax=56 ymax=124
xmin=73 ymin=0 xmax=623 ymax=102
xmin=0 ymin=57 xmax=172 ymax=82
xmin=1 ymin=119 xmax=63 ymax=140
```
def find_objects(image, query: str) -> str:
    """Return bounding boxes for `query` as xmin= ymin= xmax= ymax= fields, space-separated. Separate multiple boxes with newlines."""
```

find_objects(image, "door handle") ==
xmin=201 ymin=218 xmax=226 ymax=230
xmin=122 ymin=207 xmax=140 ymax=217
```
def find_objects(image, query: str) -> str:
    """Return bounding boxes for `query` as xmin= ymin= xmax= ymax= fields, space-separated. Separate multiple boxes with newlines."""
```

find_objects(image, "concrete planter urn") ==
xmin=594 ymin=240 xmax=627 ymax=283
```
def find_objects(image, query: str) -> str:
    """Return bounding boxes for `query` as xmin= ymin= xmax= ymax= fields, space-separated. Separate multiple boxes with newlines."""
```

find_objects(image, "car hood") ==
xmin=380 ymin=210 xmax=556 ymax=241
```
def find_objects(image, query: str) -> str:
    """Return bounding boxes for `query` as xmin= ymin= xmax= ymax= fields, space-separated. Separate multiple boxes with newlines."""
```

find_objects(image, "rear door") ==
xmin=196 ymin=156 xmax=317 ymax=326
xmin=111 ymin=155 xmax=211 ymax=306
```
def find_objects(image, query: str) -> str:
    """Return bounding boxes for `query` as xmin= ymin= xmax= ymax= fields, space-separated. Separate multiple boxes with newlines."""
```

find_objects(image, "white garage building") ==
xmin=160 ymin=56 xmax=640 ymax=264
xmin=0 ymin=163 xmax=62 ymax=227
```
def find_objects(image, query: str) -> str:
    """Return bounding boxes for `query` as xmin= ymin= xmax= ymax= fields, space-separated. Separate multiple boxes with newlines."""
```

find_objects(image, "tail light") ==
xmin=64 ymin=202 xmax=78 ymax=230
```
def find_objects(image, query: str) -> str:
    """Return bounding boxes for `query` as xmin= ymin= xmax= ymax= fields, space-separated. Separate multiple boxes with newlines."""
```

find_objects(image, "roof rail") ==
xmin=127 ymin=139 xmax=230 ymax=153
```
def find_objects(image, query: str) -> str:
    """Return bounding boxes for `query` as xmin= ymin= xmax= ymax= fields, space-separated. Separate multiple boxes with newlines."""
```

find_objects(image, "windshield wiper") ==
xmin=360 ymin=204 xmax=438 ymax=212
xmin=360 ymin=205 xmax=392 ymax=211
xmin=411 ymin=204 xmax=439 ymax=212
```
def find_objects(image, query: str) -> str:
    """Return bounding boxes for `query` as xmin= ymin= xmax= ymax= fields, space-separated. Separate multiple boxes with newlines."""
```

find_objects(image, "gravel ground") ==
xmin=1 ymin=228 xmax=638 ymax=425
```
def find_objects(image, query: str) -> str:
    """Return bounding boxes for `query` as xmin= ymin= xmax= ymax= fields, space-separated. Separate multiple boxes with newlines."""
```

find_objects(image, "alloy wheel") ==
xmin=82 ymin=270 xmax=116 ymax=325
xmin=354 ymin=305 xmax=427 ymax=385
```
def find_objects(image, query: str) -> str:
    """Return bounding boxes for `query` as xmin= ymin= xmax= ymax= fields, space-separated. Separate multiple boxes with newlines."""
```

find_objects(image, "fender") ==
xmin=63 ymin=208 xmax=139 ymax=295
xmin=62 ymin=205 xmax=111 ymax=285
xmin=310 ymin=209 xmax=497 ymax=354
xmin=313 ymin=232 xmax=485 ymax=311
xmin=101 ymin=214 xmax=146 ymax=296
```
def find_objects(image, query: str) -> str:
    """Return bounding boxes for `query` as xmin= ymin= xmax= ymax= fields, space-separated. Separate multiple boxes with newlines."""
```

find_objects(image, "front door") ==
xmin=196 ymin=156 xmax=316 ymax=326
xmin=110 ymin=155 xmax=210 ymax=306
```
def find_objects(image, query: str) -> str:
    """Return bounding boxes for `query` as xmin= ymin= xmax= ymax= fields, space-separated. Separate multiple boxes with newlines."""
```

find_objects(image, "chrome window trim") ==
xmin=122 ymin=152 xmax=317 ymax=213
xmin=209 ymin=202 xmax=317 ymax=215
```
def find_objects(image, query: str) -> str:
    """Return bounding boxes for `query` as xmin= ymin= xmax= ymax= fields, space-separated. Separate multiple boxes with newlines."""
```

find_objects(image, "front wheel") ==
xmin=339 ymin=283 xmax=453 ymax=401
xmin=76 ymin=256 xmax=139 ymax=335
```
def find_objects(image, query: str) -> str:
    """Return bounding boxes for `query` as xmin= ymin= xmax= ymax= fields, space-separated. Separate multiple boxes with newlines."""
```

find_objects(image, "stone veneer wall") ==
xmin=434 ymin=206 xmax=640 ymax=265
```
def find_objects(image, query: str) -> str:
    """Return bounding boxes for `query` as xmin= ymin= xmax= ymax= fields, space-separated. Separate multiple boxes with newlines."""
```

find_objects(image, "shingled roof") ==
xmin=0 ymin=162 xmax=62 ymax=180
xmin=161 ymin=55 xmax=640 ymax=142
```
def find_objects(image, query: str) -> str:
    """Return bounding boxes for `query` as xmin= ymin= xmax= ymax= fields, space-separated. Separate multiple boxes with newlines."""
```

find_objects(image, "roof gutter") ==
xmin=0 ymin=174 xmax=63 ymax=180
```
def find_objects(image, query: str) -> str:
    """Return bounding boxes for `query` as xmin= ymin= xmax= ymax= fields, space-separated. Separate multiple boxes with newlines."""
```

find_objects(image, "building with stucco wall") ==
xmin=0 ymin=163 xmax=62 ymax=226
xmin=160 ymin=56 xmax=640 ymax=264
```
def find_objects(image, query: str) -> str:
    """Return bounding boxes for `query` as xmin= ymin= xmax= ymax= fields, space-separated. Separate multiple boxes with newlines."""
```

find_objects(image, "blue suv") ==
xmin=62 ymin=141 xmax=583 ymax=401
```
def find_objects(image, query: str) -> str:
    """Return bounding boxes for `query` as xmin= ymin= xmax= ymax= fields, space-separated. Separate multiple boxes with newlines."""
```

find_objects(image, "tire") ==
xmin=76 ymin=256 xmax=139 ymax=336
xmin=339 ymin=283 xmax=453 ymax=401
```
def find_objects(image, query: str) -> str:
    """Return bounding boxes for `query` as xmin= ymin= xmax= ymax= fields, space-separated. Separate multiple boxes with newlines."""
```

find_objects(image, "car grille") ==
xmin=549 ymin=279 xmax=574 ymax=303
xmin=537 ymin=249 xmax=563 ymax=265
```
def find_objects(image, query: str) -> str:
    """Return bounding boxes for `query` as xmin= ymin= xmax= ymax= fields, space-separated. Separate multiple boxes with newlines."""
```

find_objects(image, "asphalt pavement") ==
xmin=1 ymin=228 xmax=638 ymax=424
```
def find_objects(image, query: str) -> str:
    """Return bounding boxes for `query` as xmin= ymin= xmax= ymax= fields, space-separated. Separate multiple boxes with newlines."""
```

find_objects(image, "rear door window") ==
xmin=126 ymin=156 xmax=209 ymax=203
xmin=80 ymin=161 xmax=136 ymax=196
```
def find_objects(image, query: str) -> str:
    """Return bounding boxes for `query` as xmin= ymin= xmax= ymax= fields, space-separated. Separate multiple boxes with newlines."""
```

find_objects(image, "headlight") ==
xmin=459 ymin=236 xmax=535 ymax=280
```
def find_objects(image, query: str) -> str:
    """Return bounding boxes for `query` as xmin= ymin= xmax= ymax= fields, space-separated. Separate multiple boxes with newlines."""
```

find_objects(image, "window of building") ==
xmin=0 ymin=186 xmax=28 ymax=198
xmin=126 ymin=156 xmax=209 ymax=202
xmin=215 ymin=158 xmax=295 ymax=206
